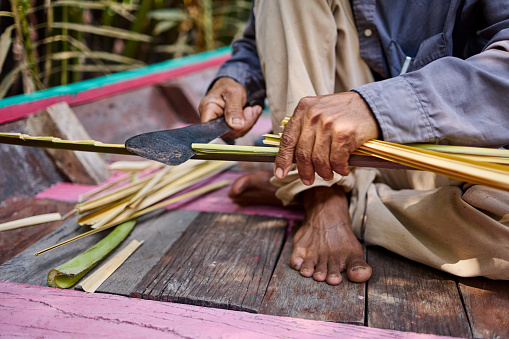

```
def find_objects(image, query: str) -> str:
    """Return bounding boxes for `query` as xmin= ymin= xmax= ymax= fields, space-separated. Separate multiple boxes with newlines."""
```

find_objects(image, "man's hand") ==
xmin=274 ymin=92 xmax=380 ymax=185
xmin=199 ymin=77 xmax=262 ymax=139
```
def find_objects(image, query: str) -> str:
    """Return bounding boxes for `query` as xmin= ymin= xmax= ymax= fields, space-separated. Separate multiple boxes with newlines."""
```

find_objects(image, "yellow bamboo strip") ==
xmin=78 ymin=239 xmax=143 ymax=293
xmin=34 ymin=180 xmax=230 ymax=256
xmin=78 ymin=172 xmax=134 ymax=203
xmin=77 ymin=196 xmax=133 ymax=226
xmin=108 ymin=160 xmax=162 ymax=172
xmin=0 ymin=213 xmax=62 ymax=232
xmin=359 ymin=140 xmax=509 ymax=192
xmin=93 ymin=161 xmax=235 ymax=228
xmin=101 ymin=180 xmax=231 ymax=229
xmin=127 ymin=166 xmax=172 ymax=209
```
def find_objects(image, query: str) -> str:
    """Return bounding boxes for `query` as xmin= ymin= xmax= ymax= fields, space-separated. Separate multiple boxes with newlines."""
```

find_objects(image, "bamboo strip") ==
xmin=90 ymin=161 xmax=235 ymax=228
xmin=0 ymin=213 xmax=62 ymax=232
xmin=35 ymin=180 xmax=230 ymax=256
xmin=0 ymin=132 xmax=131 ymax=155
xmin=358 ymin=141 xmax=509 ymax=192
xmin=108 ymin=160 xmax=161 ymax=172
xmin=78 ymin=172 xmax=134 ymax=203
xmin=100 ymin=179 xmax=231 ymax=229
xmin=78 ymin=239 xmax=143 ymax=293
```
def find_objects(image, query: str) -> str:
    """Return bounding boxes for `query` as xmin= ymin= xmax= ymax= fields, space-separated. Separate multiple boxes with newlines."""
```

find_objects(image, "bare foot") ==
xmin=290 ymin=185 xmax=372 ymax=285
xmin=228 ymin=170 xmax=282 ymax=206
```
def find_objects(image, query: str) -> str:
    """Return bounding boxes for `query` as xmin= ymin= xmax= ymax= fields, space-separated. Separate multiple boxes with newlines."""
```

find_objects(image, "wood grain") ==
xmin=0 ymin=280 xmax=447 ymax=339
xmin=133 ymin=212 xmax=287 ymax=312
xmin=26 ymin=102 xmax=110 ymax=184
xmin=0 ymin=120 xmax=65 ymax=201
xmin=93 ymin=209 xmax=200 ymax=296
xmin=260 ymin=224 xmax=366 ymax=324
xmin=0 ymin=197 xmax=74 ymax=265
xmin=366 ymin=246 xmax=471 ymax=338
xmin=458 ymin=277 xmax=509 ymax=339
xmin=0 ymin=208 xmax=199 ymax=292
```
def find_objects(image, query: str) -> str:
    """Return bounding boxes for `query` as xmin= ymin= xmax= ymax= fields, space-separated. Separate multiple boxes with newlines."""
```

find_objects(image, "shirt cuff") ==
xmin=352 ymin=76 xmax=436 ymax=144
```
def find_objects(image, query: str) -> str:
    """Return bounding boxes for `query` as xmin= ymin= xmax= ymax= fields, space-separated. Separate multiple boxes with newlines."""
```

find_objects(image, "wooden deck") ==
xmin=0 ymin=191 xmax=507 ymax=338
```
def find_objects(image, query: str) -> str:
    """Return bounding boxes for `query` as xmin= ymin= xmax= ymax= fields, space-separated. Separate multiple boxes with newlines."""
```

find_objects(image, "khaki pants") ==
xmin=254 ymin=0 xmax=509 ymax=279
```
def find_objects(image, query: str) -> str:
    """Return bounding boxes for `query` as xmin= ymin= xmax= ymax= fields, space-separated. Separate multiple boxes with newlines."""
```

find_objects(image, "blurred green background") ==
xmin=0 ymin=0 xmax=250 ymax=98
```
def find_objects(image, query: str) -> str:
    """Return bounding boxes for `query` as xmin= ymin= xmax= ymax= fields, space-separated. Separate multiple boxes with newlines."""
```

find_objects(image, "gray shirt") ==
xmin=215 ymin=0 xmax=509 ymax=148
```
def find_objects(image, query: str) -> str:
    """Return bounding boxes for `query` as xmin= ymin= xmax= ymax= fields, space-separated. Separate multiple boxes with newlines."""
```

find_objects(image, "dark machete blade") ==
xmin=125 ymin=116 xmax=232 ymax=166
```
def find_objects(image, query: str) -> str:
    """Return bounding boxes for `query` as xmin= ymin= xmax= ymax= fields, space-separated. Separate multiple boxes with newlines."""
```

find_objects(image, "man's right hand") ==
xmin=199 ymin=77 xmax=262 ymax=139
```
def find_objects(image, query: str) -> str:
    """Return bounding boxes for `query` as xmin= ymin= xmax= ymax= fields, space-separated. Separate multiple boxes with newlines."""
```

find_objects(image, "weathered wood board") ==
xmin=26 ymin=102 xmax=110 ymax=184
xmin=1 ymin=280 xmax=449 ymax=339
xmin=260 ymin=224 xmax=366 ymax=324
xmin=0 ymin=209 xmax=199 ymax=292
xmin=0 ymin=198 xmax=75 ymax=265
xmin=133 ymin=212 xmax=287 ymax=312
xmin=366 ymin=246 xmax=472 ymax=338
xmin=458 ymin=277 xmax=509 ymax=339
xmin=0 ymin=120 xmax=65 ymax=201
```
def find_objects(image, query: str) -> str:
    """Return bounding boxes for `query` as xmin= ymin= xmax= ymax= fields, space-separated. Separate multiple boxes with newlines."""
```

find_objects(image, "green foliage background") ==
xmin=0 ymin=0 xmax=250 ymax=98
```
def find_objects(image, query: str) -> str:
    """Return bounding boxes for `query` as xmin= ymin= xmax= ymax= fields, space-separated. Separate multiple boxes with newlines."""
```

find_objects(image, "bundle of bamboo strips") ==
xmin=192 ymin=131 xmax=509 ymax=192
xmin=36 ymin=159 xmax=235 ymax=256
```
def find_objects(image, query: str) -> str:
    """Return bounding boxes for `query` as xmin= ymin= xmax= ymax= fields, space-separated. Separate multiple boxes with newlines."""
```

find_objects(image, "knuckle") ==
xmin=295 ymin=148 xmax=312 ymax=163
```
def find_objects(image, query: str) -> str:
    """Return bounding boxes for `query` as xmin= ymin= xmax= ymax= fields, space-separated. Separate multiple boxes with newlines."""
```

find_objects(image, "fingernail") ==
xmin=275 ymin=167 xmax=284 ymax=179
xmin=302 ymin=179 xmax=311 ymax=186
xmin=352 ymin=266 xmax=367 ymax=271
xmin=231 ymin=118 xmax=244 ymax=127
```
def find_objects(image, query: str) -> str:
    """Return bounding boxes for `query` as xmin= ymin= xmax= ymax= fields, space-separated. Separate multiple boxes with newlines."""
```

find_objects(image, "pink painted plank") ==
xmin=0 ymin=281 xmax=453 ymax=339
xmin=0 ymin=55 xmax=229 ymax=124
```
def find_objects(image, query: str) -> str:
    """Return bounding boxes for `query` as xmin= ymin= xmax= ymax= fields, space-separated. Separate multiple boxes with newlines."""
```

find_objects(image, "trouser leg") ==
xmin=254 ymin=0 xmax=373 ymax=134
xmin=350 ymin=169 xmax=509 ymax=280
xmin=253 ymin=0 xmax=373 ymax=205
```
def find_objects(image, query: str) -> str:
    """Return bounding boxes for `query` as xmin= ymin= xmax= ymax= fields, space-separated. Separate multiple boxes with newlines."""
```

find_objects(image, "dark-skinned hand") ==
xmin=274 ymin=92 xmax=380 ymax=185
xmin=199 ymin=77 xmax=263 ymax=139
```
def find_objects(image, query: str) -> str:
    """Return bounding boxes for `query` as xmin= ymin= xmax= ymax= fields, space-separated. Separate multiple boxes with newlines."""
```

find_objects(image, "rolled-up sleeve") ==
xmin=354 ymin=9 xmax=509 ymax=148
xmin=212 ymin=7 xmax=266 ymax=107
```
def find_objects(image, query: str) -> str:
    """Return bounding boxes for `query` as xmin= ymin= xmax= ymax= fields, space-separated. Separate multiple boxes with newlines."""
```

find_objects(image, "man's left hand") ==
xmin=274 ymin=92 xmax=380 ymax=185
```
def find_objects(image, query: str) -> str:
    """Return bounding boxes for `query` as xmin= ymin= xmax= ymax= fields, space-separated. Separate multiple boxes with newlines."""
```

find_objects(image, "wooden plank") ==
xmin=0 ymin=281 xmax=450 ymax=339
xmin=0 ymin=209 xmax=199 ymax=292
xmin=92 ymin=209 xmax=200 ymax=296
xmin=0 ymin=198 xmax=74 ymax=265
xmin=133 ymin=212 xmax=287 ymax=313
xmin=0 ymin=120 xmax=65 ymax=201
xmin=366 ymin=246 xmax=472 ymax=338
xmin=26 ymin=102 xmax=110 ymax=184
xmin=458 ymin=277 xmax=509 ymax=339
xmin=259 ymin=223 xmax=366 ymax=324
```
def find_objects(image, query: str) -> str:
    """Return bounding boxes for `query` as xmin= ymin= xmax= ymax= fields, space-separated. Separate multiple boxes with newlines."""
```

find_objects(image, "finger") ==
xmin=222 ymin=88 xmax=247 ymax=130
xmin=225 ymin=105 xmax=263 ymax=139
xmin=311 ymin=129 xmax=334 ymax=181
xmin=294 ymin=125 xmax=316 ymax=186
xmin=199 ymin=98 xmax=225 ymax=123
xmin=330 ymin=137 xmax=352 ymax=177
xmin=274 ymin=115 xmax=301 ymax=180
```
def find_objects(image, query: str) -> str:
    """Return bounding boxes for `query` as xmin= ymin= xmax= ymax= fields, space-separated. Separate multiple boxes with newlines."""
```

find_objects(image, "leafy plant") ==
xmin=0 ymin=0 xmax=251 ymax=99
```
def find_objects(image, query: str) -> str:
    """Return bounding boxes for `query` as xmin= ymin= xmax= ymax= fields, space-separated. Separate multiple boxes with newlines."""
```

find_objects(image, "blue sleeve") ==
xmin=353 ymin=3 xmax=509 ymax=148
xmin=212 ymin=7 xmax=266 ymax=107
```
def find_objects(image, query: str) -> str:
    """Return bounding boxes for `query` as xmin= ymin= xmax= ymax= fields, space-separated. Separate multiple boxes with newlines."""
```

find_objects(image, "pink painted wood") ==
xmin=0 ymin=281 xmax=454 ymax=339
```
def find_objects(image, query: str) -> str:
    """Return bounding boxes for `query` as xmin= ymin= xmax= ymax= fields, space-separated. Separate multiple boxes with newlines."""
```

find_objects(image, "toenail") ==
xmin=352 ymin=266 xmax=367 ymax=271
xmin=301 ymin=269 xmax=308 ymax=273
xmin=330 ymin=274 xmax=339 ymax=278
xmin=313 ymin=272 xmax=322 ymax=276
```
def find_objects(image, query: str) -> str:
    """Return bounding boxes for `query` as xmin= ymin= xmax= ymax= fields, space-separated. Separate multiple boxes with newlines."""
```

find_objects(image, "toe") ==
xmin=326 ymin=257 xmax=342 ymax=285
xmin=228 ymin=175 xmax=250 ymax=198
xmin=290 ymin=249 xmax=305 ymax=271
xmin=346 ymin=256 xmax=372 ymax=283
xmin=313 ymin=260 xmax=328 ymax=282
xmin=300 ymin=259 xmax=315 ymax=278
